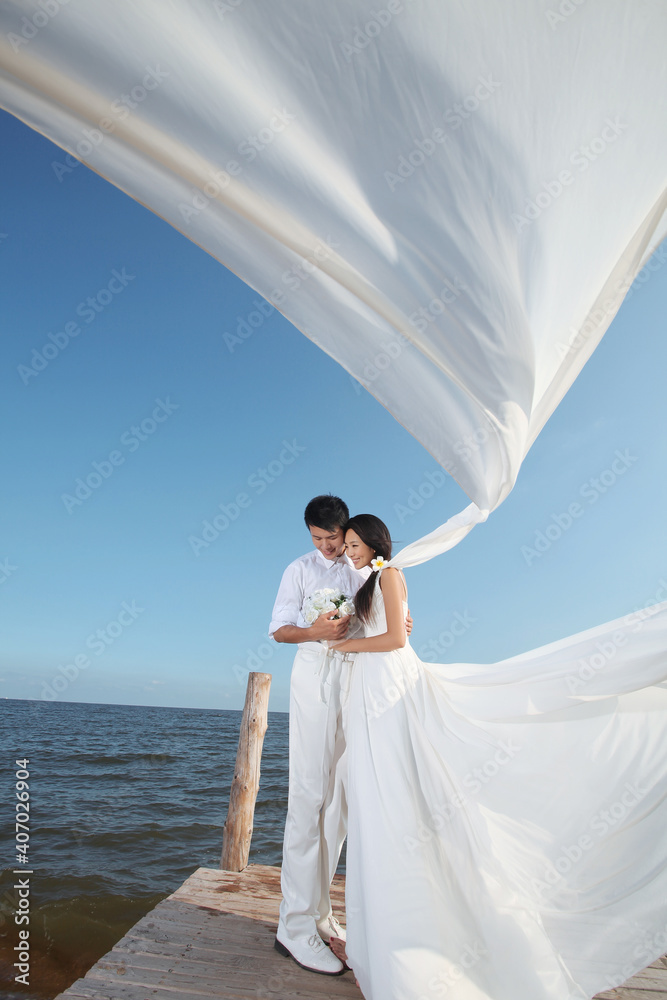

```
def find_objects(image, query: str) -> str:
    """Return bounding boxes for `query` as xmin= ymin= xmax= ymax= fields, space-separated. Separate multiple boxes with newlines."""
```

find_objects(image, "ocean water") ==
xmin=0 ymin=698 xmax=290 ymax=999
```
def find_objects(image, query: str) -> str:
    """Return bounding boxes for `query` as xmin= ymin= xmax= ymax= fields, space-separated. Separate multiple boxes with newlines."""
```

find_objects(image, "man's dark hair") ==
xmin=304 ymin=494 xmax=349 ymax=532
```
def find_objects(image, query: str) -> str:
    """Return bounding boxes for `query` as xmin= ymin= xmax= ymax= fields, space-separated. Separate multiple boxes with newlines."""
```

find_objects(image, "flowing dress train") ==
xmin=345 ymin=582 xmax=667 ymax=1000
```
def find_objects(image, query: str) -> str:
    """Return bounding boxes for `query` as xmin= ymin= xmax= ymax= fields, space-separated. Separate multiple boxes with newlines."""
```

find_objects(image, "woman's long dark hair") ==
xmin=346 ymin=514 xmax=392 ymax=623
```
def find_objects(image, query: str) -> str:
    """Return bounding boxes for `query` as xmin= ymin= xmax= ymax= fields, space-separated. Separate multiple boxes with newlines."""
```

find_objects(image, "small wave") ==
xmin=55 ymin=752 xmax=183 ymax=766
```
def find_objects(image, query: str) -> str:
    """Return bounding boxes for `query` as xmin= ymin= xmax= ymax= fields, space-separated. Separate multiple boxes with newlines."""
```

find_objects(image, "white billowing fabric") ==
xmin=346 ymin=581 xmax=667 ymax=1000
xmin=388 ymin=501 xmax=489 ymax=570
xmin=1 ymin=2 xmax=666 ymax=559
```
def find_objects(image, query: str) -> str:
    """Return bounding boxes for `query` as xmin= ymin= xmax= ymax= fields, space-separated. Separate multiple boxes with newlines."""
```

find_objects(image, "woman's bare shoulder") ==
xmin=379 ymin=567 xmax=407 ymax=598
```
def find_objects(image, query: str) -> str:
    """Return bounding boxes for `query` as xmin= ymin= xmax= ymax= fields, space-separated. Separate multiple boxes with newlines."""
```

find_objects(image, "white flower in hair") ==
xmin=371 ymin=556 xmax=388 ymax=572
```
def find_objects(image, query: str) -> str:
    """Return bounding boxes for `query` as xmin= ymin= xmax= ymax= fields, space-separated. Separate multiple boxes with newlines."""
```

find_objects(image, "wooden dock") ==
xmin=54 ymin=864 xmax=667 ymax=1000
xmin=54 ymin=865 xmax=358 ymax=1000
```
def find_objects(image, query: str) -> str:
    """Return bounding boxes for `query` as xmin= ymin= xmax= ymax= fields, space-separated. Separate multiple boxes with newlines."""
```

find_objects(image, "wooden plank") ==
xmin=64 ymin=985 xmax=309 ymax=1000
xmin=61 ymin=981 xmax=274 ymax=1000
xmin=122 ymin=921 xmax=274 ymax=945
xmin=73 ymin=949 xmax=361 ymax=999
xmin=121 ymin=924 xmax=274 ymax=952
xmin=616 ymin=979 xmax=667 ymax=992
xmin=168 ymin=893 xmax=278 ymax=916
xmin=594 ymin=964 xmax=667 ymax=997
xmin=173 ymin=865 xmax=346 ymax=900
xmin=633 ymin=967 xmax=667 ymax=981
xmin=56 ymin=864 xmax=667 ymax=1000
xmin=120 ymin=926 xmax=275 ymax=957
xmin=595 ymin=992 xmax=667 ymax=1000
xmin=84 ymin=963 xmax=359 ymax=999
xmin=122 ymin=916 xmax=275 ymax=948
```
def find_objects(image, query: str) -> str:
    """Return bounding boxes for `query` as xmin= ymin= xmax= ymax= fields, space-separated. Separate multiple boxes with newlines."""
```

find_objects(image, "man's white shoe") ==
xmin=274 ymin=930 xmax=345 ymax=976
xmin=316 ymin=913 xmax=347 ymax=944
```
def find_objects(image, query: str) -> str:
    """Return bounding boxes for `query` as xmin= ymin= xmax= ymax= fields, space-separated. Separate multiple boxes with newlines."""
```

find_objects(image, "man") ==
xmin=270 ymin=494 xmax=411 ymax=976
xmin=269 ymin=494 xmax=366 ymax=975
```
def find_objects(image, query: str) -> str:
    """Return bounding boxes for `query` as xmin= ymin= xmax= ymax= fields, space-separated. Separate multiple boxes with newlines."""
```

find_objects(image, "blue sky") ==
xmin=1 ymin=108 xmax=666 ymax=713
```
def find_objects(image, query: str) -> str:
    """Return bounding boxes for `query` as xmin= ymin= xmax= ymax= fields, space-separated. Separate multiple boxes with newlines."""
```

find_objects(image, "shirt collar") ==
xmin=314 ymin=548 xmax=349 ymax=570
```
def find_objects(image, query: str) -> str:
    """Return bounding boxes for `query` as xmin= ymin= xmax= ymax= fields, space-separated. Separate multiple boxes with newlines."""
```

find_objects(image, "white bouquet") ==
xmin=303 ymin=588 xmax=355 ymax=625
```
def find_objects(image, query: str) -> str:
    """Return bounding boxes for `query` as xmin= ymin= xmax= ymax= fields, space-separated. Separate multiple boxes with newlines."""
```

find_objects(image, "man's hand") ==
xmin=405 ymin=608 xmax=413 ymax=635
xmin=308 ymin=610 xmax=351 ymax=641
xmin=272 ymin=612 xmax=351 ymax=645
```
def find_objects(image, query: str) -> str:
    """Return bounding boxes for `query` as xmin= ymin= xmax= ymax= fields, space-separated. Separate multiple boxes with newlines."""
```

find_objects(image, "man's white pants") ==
xmin=279 ymin=642 xmax=351 ymax=942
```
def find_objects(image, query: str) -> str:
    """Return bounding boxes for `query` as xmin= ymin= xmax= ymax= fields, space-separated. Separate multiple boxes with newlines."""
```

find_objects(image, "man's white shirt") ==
xmin=269 ymin=548 xmax=370 ymax=639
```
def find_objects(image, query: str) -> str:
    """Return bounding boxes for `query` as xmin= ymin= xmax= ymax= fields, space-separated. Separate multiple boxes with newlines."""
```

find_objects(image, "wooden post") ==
xmin=221 ymin=671 xmax=272 ymax=872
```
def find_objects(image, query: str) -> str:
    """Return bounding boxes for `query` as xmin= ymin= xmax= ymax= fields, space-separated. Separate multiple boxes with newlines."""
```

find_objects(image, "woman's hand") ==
xmin=333 ymin=570 xmax=407 ymax=654
xmin=327 ymin=638 xmax=353 ymax=652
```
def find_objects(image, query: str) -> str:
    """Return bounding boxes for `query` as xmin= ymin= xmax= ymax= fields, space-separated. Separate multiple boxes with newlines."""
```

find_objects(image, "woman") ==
xmin=330 ymin=514 xmax=667 ymax=1000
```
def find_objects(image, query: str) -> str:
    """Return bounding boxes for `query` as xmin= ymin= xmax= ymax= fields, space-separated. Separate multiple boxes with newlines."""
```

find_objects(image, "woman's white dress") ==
xmin=345 ymin=580 xmax=667 ymax=1000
